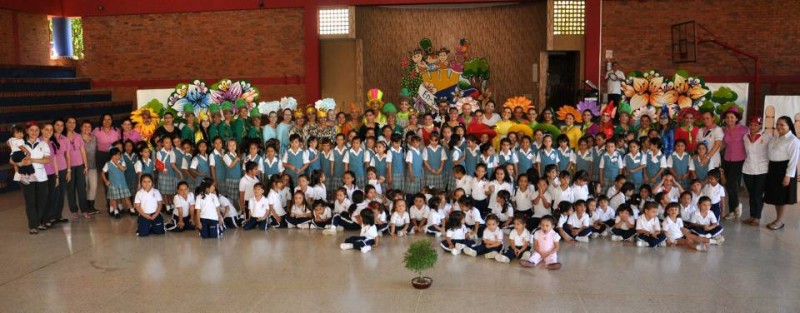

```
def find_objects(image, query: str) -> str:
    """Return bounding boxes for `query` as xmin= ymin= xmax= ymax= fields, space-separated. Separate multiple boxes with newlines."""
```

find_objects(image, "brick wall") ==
xmin=602 ymin=0 xmax=800 ymax=92
xmin=79 ymin=8 xmax=307 ymax=104
xmin=356 ymin=3 xmax=548 ymax=105
xmin=0 ymin=9 xmax=52 ymax=65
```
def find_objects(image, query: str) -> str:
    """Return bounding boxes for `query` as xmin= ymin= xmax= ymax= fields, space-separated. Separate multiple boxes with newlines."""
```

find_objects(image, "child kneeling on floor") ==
xmin=440 ymin=211 xmax=476 ymax=255
xmin=195 ymin=178 xmax=223 ymax=238
xmin=134 ymin=174 xmax=165 ymax=236
xmin=520 ymin=215 xmax=561 ymax=270
xmin=243 ymin=182 xmax=269 ymax=230
xmin=340 ymin=209 xmax=378 ymax=253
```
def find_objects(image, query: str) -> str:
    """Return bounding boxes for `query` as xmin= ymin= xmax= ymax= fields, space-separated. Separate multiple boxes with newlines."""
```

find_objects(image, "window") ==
xmin=554 ymin=0 xmax=584 ymax=35
xmin=49 ymin=17 xmax=84 ymax=59
xmin=319 ymin=7 xmax=354 ymax=38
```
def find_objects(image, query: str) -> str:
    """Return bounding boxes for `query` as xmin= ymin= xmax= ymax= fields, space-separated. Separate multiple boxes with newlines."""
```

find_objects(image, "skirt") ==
xmin=224 ymin=178 xmax=240 ymax=205
xmin=391 ymin=174 xmax=405 ymax=192
xmin=158 ymin=172 xmax=178 ymax=195
xmin=764 ymin=160 xmax=797 ymax=205
xmin=330 ymin=175 xmax=343 ymax=193
xmin=107 ymin=184 xmax=131 ymax=200
xmin=125 ymin=173 xmax=138 ymax=196
xmin=405 ymin=175 xmax=423 ymax=195
xmin=426 ymin=172 xmax=445 ymax=191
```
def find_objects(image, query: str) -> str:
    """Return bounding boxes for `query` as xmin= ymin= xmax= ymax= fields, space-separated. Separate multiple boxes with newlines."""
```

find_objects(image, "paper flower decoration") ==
xmin=169 ymin=80 xmax=211 ymax=112
xmin=131 ymin=107 xmax=158 ymax=143
xmin=280 ymin=97 xmax=297 ymax=110
xmin=662 ymin=74 xmax=708 ymax=109
xmin=557 ymin=105 xmax=583 ymax=123
xmin=503 ymin=96 xmax=532 ymax=112
xmin=621 ymin=71 xmax=665 ymax=111
xmin=238 ymin=81 xmax=259 ymax=104
xmin=577 ymin=99 xmax=600 ymax=117
xmin=258 ymin=101 xmax=281 ymax=115
xmin=211 ymin=79 xmax=242 ymax=104
xmin=454 ymin=96 xmax=478 ymax=114
xmin=315 ymin=98 xmax=337 ymax=113
xmin=633 ymin=105 xmax=657 ymax=121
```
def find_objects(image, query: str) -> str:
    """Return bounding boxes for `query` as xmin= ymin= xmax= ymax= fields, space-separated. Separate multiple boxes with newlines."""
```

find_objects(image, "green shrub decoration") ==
xmin=403 ymin=240 xmax=438 ymax=278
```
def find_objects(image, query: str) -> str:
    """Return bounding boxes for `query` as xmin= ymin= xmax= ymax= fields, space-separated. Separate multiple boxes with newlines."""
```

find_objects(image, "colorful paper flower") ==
xmin=454 ymin=96 xmax=478 ymax=114
xmin=315 ymin=98 xmax=337 ymax=112
xmin=280 ymin=97 xmax=297 ymax=110
xmin=577 ymin=99 xmax=600 ymax=117
xmin=503 ymin=96 xmax=532 ymax=112
xmin=258 ymin=101 xmax=281 ymax=115
xmin=622 ymin=72 xmax=666 ymax=111
xmin=662 ymin=74 xmax=709 ymax=109
xmin=172 ymin=80 xmax=211 ymax=112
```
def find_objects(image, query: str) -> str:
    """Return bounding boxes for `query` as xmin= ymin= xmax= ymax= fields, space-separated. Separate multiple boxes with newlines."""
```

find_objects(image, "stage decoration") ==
xmin=400 ymin=37 xmax=491 ymax=113
xmin=131 ymin=102 xmax=159 ymax=144
xmin=382 ymin=102 xmax=397 ymax=115
xmin=466 ymin=122 xmax=497 ymax=140
xmin=618 ymin=100 xmax=632 ymax=115
xmin=576 ymin=99 xmax=600 ymax=117
xmin=454 ymin=96 xmax=478 ymax=115
xmin=315 ymin=98 xmax=337 ymax=119
xmin=258 ymin=101 xmax=281 ymax=115
xmin=504 ymin=96 xmax=532 ymax=113
xmin=599 ymin=101 xmax=616 ymax=139
xmin=557 ymin=105 xmax=583 ymax=123
xmin=168 ymin=80 xmax=212 ymax=114
xmin=662 ymin=74 xmax=709 ymax=109
xmin=622 ymin=70 xmax=664 ymax=112
xmin=210 ymin=79 xmax=259 ymax=112
xmin=508 ymin=123 xmax=533 ymax=139
xmin=710 ymin=86 xmax=744 ymax=116
xmin=280 ymin=97 xmax=298 ymax=110
xmin=532 ymin=123 xmax=561 ymax=138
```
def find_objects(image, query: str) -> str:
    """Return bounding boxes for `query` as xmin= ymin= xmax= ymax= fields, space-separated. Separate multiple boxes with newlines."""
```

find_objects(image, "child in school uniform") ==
xmin=193 ymin=179 xmax=221 ymax=238
xmin=644 ymin=138 xmax=666 ymax=186
xmin=243 ymin=182 xmax=270 ymax=231
xmin=308 ymin=170 xmax=327 ymax=202
xmin=387 ymin=134 xmax=406 ymax=192
xmin=692 ymin=143 xmax=713 ymax=182
xmin=495 ymin=217 xmax=532 ymax=263
xmin=311 ymin=200 xmax=332 ymax=229
xmin=458 ymin=197 xmax=485 ymax=238
xmin=305 ymin=136 xmax=321 ymax=177
xmin=238 ymin=161 xmax=261 ymax=219
xmin=519 ymin=215 xmax=562 ymax=270
xmin=345 ymin=136 xmax=368 ymax=189
xmin=574 ymin=137 xmax=593 ymax=179
xmin=517 ymin=136 xmax=536 ymax=177
xmin=319 ymin=138 xmax=335 ymax=199
xmin=408 ymin=193 xmax=430 ymax=235
xmin=425 ymin=197 xmax=446 ymax=237
xmin=103 ymin=147 xmax=133 ymax=218
xmin=487 ymin=168 xmax=514 ymax=225
xmin=189 ymin=141 xmax=213 ymax=191
xmin=262 ymin=143 xmax=283 ymax=180
xmin=536 ymin=135 xmax=559 ymax=177
xmin=591 ymin=133 xmax=606 ymax=182
xmin=571 ymin=170 xmax=590 ymax=201
xmin=591 ymin=196 xmax=615 ymax=237
xmin=555 ymin=134 xmax=574 ymax=173
xmin=370 ymin=201 xmax=390 ymax=234
xmin=654 ymin=173 xmax=683 ymax=204
xmin=513 ymin=175 xmax=535 ymax=224
xmin=605 ymin=175 xmax=626 ymax=199
xmin=529 ymin=178 xmax=553 ymax=231
xmin=133 ymin=174 xmax=165 ymax=236
xmin=122 ymin=140 xmax=139 ymax=214
xmin=668 ymin=139 xmax=694 ymax=189
xmin=679 ymin=191 xmax=698 ymax=229
xmin=340 ymin=209 xmax=379 ymax=253
xmin=135 ymin=145 xmax=155 ymax=183
xmin=552 ymin=171 xmax=575 ymax=206
xmin=445 ymin=134 xmax=464 ymax=191
xmin=286 ymin=191 xmax=313 ymax=228
xmin=167 ymin=181 xmax=195 ymax=232
xmin=702 ymin=169 xmax=727 ymax=220
xmin=243 ymin=142 xmax=264 ymax=179
xmin=598 ymin=140 xmax=623 ymax=195
xmin=464 ymin=135 xmax=480 ymax=176
xmin=498 ymin=138 xmax=519 ymax=176
xmin=662 ymin=203 xmax=716 ymax=251
xmin=341 ymin=171 xmax=360 ymax=201
xmin=564 ymin=200 xmax=592 ymax=243
xmin=283 ymin=134 xmax=309 ymax=189
xmin=422 ymin=131 xmax=447 ymax=190
xmin=218 ymin=193 xmax=240 ymax=229
xmin=440 ymin=211 xmax=476 ymax=256
xmin=611 ymin=203 xmax=637 ymax=242
xmin=624 ymin=140 xmax=645 ymax=191
xmin=157 ymin=136 xmax=183 ymax=214
xmin=266 ymin=175 xmax=288 ymax=229
xmin=609 ymin=182 xmax=635 ymax=210
xmin=405 ymin=135 xmax=425 ymax=195
xmin=470 ymin=164 xmax=491 ymax=218
xmin=462 ymin=214 xmax=503 ymax=258
xmin=478 ymin=143 xmax=498 ymax=180
xmin=452 ymin=165 xmax=473 ymax=196
xmin=390 ymin=198 xmax=410 ymax=237
xmin=211 ymin=137 xmax=227 ymax=191
xmin=555 ymin=201 xmax=574 ymax=242
xmin=690 ymin=196 xmax=725 ymax=241
xmin=635 ymin=202 xmax=667 ymax=247
xmin=221 ymin=138 xmax=242 ymax=212
xmin=279 ymin=173 xmax=292 ymax=209
xmin=369 ymin=142 xmax=391 ymax=192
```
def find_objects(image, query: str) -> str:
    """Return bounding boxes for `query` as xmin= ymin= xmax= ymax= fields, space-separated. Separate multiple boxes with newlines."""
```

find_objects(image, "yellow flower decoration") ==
xmin=131 ymin=108 xmax=158 ymax=143
xmin=218 ymin=79 xmax=231 ymax=92
xmin=662 ymin=75 xmax=709 ymax=109
xmin=556 ymin=105 xmax=583 ymax=123
xmin=622 ymin=76 xmax=665 ymax=111
xmin=503 ymin=96 xmax=532 ymax=112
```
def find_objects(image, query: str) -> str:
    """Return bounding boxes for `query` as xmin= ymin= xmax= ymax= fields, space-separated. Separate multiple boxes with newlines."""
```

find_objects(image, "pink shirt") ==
xmin=54 ymin=134 xmax=70 ymax=171
xmin=722 ymin=124 xmax=748 ymax=162
xmin=92 ymin=127 xmax=121 ymax=152
xmin=122 ymin=130 xmax=142 ymax=143
xmin=43 ymin=140 xmax=57 ymax=175
xmin=66 ymin=132 xmax=84 ymax=167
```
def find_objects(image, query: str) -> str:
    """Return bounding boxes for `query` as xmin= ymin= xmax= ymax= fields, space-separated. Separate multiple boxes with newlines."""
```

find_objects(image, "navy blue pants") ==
xmin=268 ymin=215 xmax=288 ymax=228
xmin=440 ymin=239 xmax=476 ymax=251
xmin=391 ymin=224 xmax=409 ymax=235
xmin=471 ymin=244 xmax=503 ymax=255
xmin=426 ymin=225 xmax=443 ymax=236
xmin=168 ymin=215 xmax=194 ymax=232
xmin=312 ymin=218 xmax=331 ymax=228
xmin=711 ymin=202 xmax=721 ymax=220
xmin=199 ymin=218 xmax=220 ymax=238
xmin=344 ymin=236 xmax=375 ymax=249
xmin=638 ymin=233 xmax=667 ymax=247
xmin=592 ymin=220 xmax=614 ymax=233
xmin=286 ymin=216 xmax=311 ymax=227
xmin=376 ymin=223 xmax=389 ymax=233
xmin=332 ymin=213 xmax=359 ymax=230
xmin=243 ymin=218 xmax=268 ymax=230
xmin=474 ymin=199 xmax=490 ymax=219
xmin=502 ymin=245 xmax=531 ymax=259
xmin=611 ymin=228 xmax=636 ymax=239
xmin=137 ymin=215 xmax=165 ymax=237
xmin=465 ymin=223 xmax=487 ymax=238
xmin=691 ymin=225 xmax=723 ymax=237
xmin=563 ymin=224 xmax=591 ymax=239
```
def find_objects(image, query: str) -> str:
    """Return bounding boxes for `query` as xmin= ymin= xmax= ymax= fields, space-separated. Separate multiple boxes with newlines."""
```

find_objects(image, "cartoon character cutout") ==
xmin=411 ymin=48 xmax=427 ymax=74
xmin=436 ymin=47 xmax=450 ymax=70
xmin=764 ymin=105 xmax=776 ymax=137
xmin=425 ymin=53 xmax=438 ymax=72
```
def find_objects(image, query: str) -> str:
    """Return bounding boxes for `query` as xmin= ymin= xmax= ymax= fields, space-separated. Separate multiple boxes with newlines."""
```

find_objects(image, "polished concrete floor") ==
xmin=1 ymin=191 xmax=800 ymax=313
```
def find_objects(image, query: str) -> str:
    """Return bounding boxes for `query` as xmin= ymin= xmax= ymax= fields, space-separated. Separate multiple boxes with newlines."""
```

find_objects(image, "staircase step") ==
xmin=0 ymin=64 xmax=76 ymax=79
xmin=0 ymin=90 xmax=112 ymax=106
xmin=0 ymin=77 xmax=91 ymax=92
xmin=0 ymin=100 xmax=131 ymax=124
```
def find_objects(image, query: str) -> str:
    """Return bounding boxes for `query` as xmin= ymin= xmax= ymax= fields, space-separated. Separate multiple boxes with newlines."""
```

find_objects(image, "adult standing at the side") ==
xmin=741 ymin=117 xmax=769 ymax=226
xmin=81 ymin=120 xmax=100 ymax=214
xmin=92 ymin=114 xmax=121 ymax=206
xmin=40 ymin=124 xmax=60 ymax=229
xmin=15 ymin=124 xmax=51 ymax=234
xmin=604 ymin=62 xmax=625 ymax=106
xmin=697 ymin=111 xmax=723 ymax=170
xmin=764 ymin=116 xmax=800 ymax=230
xmin=50 ymin=119 xmax=72 ymax=224
xmin=721 ymin=108 xmax=748 ymax=219
xmin=64 ymin=117 xmax=92 ymax=219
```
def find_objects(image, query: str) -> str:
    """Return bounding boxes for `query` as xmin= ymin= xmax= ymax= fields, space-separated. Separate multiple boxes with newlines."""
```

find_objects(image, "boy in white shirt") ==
xmin=611 ymin=204 xmax=636 ymax=242
xmin=134 ymin=174 xmax=165 ymax=236
xmin=389 ymin=198 xmax=410 ymax=237
xmin=458 ymin=197 xmax=486 ymax=237
xmin=563 ymin=200 xmax=592 ymax=243
xmin=238 ymin=161 xmax=261 ymax=219
xmin=635 ymin=202 xmax=667 ymax=247
xmin=452 ymin=165 xmax=473 ymax=196
xmin=690 ymin=196 xmax=724 ymax=240
xmin=408 ymin=193 xmax=430 ymax=235
xmin=167 ymin=181 xmax=195 ymax=232
xmin=590 ymin=196 xmax=615 ymax=237
xmin=462 ymin=214 xmax=503 ymax=258
xmin=243 ymin=182 xmax=270 ymax=230
xmin=701 ymin=169 xmax=726 ymax=220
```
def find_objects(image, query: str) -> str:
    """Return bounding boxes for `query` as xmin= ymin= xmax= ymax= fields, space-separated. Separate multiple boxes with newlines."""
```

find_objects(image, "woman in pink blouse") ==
xmin=92 ymin=114 xmax=121 ymax=206
xmin=64 ymin=117 xmax=93 ymax=218
xmin=721 ymin=108 xmax=748 ymax=220
xmin=50 ymin=119 xmax=72 ymax=224
xmin=40 ymin=123 xmax=62 ymax=229
xmin=120 ymin=119 xmax=142 ymax=144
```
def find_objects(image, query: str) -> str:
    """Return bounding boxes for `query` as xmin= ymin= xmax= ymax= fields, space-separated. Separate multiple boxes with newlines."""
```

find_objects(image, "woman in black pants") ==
xmin=721 ymin=108 xmax=748 ymax=220
xmin=15 ymin=124 xmax=52 ymax=234
xmin=64 ymin=117 xmax=92 ymax=218
xmin=742 ymin=117 xmax=769 ymax=226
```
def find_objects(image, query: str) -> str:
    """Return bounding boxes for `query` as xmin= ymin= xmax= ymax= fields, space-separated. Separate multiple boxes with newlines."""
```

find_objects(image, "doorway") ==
xmin=321 ymin=39 xmax=359 ymax=111
xmin=545 ymin=51 xmax=579 ymax=109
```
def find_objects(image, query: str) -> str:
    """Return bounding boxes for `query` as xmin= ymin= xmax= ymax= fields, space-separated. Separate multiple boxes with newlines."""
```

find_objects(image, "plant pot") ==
xmin=411 ymin=276 xmax=433 ymax=289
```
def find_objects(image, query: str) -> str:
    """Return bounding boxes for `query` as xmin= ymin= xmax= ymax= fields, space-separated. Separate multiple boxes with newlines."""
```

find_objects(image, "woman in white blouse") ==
xmin=764 ymin=116 xmax=800 ymax=230
xmin=741 ymin=117 xmax=770 ymax=226
xmin=14 ymin=124 xmax=52 ymax=234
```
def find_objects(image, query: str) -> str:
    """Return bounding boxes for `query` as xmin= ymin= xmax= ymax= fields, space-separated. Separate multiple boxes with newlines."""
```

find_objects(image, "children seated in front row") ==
xmin=462 ymin=214 xmax=503 ymax=258
xmin=134 ymin=174 xmax=165 ymax=236
xmin=662 ymin=203 xmax=717 ymax=252
xmin=167 ymin=181 xmax=195 ymax=232
xmin=611 ymin=204 xmax=636 ymax=242
xmin=340 ymin=209 xmax=378 ymax=253
xmin=563 ymin=200 xmax=592 ymax=243
xmin=635 ymin=202 xmax=667 ymax=247
xmin=495 ymin=217 xmax=532 ymax=263
xmin=690 ymin=196 xmax=725 ymax=242
xmin=390 ymin=199 xmax=410 ymax=237
xmin=519 ymin=215 xmax=561 ymax=270
xmin=243 ymin=182 xmax=269 ymax=231
xmin=440 ymin=211 xmax=476 ymax=255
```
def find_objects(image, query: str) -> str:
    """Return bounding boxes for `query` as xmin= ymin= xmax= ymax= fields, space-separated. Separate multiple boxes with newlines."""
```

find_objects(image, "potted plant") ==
xmin=403 ymin=239 xmax=438 ymax=289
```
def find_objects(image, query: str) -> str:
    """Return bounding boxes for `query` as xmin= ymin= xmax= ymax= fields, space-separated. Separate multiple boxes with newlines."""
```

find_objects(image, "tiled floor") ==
xmin=0 ymin=191 xmax=799 ymax=313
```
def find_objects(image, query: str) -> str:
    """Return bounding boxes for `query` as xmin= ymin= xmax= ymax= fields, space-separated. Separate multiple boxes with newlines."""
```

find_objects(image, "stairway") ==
xmin=0 ymin=64 xmax=133 ymax=192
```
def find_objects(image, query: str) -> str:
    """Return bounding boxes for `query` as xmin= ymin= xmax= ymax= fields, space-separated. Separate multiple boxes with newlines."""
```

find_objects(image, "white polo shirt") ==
xmin=680 ymin=204 xmax=697 ymax=222
xmin=662 ymin=217 xmax=684 ymax=240
xmin=567 ymin=212 xmax=591 ymax=228
xmin=239 ymin=175 xmax=260 ymax=201
xmin=426 ymin=209 xmax=445 ymax=227
xmin=391 ymin=211 xmax=410 ymax=226
xmin=701 ymin=183 xmax=726 ymax=204
xmin=531 ymin=189 xmax=553 ymax=218
xmin=509 ymin=228 xmax=531 ymax=247
xmin=455 ymin=175 xmax=473 ymax=195
xmin=196 ymin=193 xmax=220 ymax=220
xmin=410 ymin=205 xmax=430 ymax=221
xmin=691 ymin=211 xmax=718 ymax=226
xmin=172 ymin=193 xmax=195 ymax=218
xmin=267 ymin=190 xmax=286 ymax=216
xmin=464 ymin=207 xmax=485 ymax=225
xmin=135 ymin=188 xmax=162 ymax=214
xmin=635 ymin=215 xmax=661 ymax=233
xmin=482 ymin=227 xmax=504 ymax=242
xmin=333 ymin=198 xmax=352 ymax=214
xmin=249 ymin=195 xmax=270 ymax=218
xmin=446 ymin=225 xmax=469 ymax=240
xmin=614 ymin=215 xmax=635 ymax=230
xmin=514 ymin=187 xmax=534 ymax=212
xmin=315 ymin=206 xmax=332 ymax=221
xmin=361 ymin=225 xmax=378 ymax=240
xmin=593 ymin=206 xmax=615 ymax=222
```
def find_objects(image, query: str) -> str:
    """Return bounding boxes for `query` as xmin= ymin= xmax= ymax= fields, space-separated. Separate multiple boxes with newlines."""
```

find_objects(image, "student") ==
xmin=471 ymin=164 xmax=491 ymax=217
xmin=563 ymin=199 xmax=592 ymax=243
xmin=189 ymin=140 xmax=213 ymax=191
xmin=340 ymin=209 xmax=379 ymax=253
xmin=135 ymin=145 xmax=155 ymax=183
xmin=487 ymin=168 xmax=513 ymax=224
xmin=517 ymin=136 xmax=536 ymax=179
xmin=462 ymin=214 xmax=503 ymax=258
xmin=330 ymin=134 xmax=349 ymax=191
xmin=498 ymin=138 xmax=519 ymax=176
xmin=266 ymin=175 xmax=288 ymax=229
xmin=591 ymin=133 xmax=607 ymax=182
xmin=167 ymin=181 xmax=195 ymax=232
xmin=218 ymin=193 xmax=240 ymax=229
xmin=555 ymin=134 xmax=574 ymax=173
xmin=420 ymin=131 xmax=446 ymax=190
xmin=157 ymin=135 xmax=184 ymax=214
xmin=365 ymin=168 xmax=383 ymax=196
xmin=7 ymin=125 xmax=34 ymax=184
xmin=369 ymin=141 xmax=391 ymax=192
xmin=242 ymin=142 xmax=264 ymax=179
xmin=388 ymin=134 xmax=405 ymax=192
xmin=668 ymin=139 xmax=694 ymax=189
xmin=605 ymin=175 xmax=627 ymax=199
xmin=370 ymin=201 xmax=390 ymax=234
xmin=611 ymin=203 xmax=637 ymax=242
xmin=598 ymin=140 xmax=623 ymax=195
xmin=571 ymin=170 xmax=590 ymax=201
xmin=609 ymin=182 xmax=635 ymax=210
xmin=463 ymin=134 xmax=480 ymax=176
xmin=286 ymin=191 xmax=313 ymax=228
xmin=535 ymin=134 xmax=559 ymax=176
xmin=643 ymin=137 xmax=666 ymax=185
xmin=102 ymin=147 xmax=133 ymax=218
xmin=458 ymin=197 xmax=486 ymax=238
xmin=132 ymin=174 xmax=165 ymax=236
xmin=425 ymin=197 xmax=446 ymax=237
xmin=529 ymin=178 xmax=553 ymax=231
xmin=574 ymin=137 xmax=593 ymax=179
xmin=692 ymin=142 xmax=714 ymax=182
xmin=513 ymin=174 xmax=535 ymax=220
xmin=122 ymin=140 xmax=139 ymax=214
xmin=319 ymin=138 xmax=335 ymax=199
xmin=210 ymin=137 xmax=227 ymax=189
xmin=495 ymin=217 xmax=532 ymax=263
xmin=478 ymin=143 xmax=498 ymax=180
xmin=440 ymin=211 xmax=475 ymax=255
xmin=195 ymin=178 xmax=222 ymax=238
xmin=221 ymin=138 xmax=242 ymax=211
xmin=662 ymin=203 xmax=715 ymax=251
xmin=678 ymin=191 xmax=698 ymax=228
xmin=345 ymin=136 xmax=368 ymax=189
xmin=283 ymin=134 xmax=310 ymax=188
xmin=390 ymin=198 xmax=410 ymax=237
xmin=243 ymin=182 xmax=270 ymax=231
xmin=552 ymin=171 xmax=575 ymax=206
xmin=624 ymin=140 xmax=645 ymax=190
xmin=635 ymin=201 xmax=667 ymax=247
xmin=690 ymin=196 xmax=725 ymax=241
xmin=408 ymin=193 xmax=430 ymax=235
xmin=591 ymin=196 xmax=615 ymax=237
xmin=453 ymin=165 xmax=473 ymax=196
xmin=702 ymin=169 xmax=727 ymax=220
xmin=519 ymin=215 xmax=561 ymax=270
xmin=493 ymin=189 xmax=515 ymax=229
xmin=311 ymin=200 xmax=332 ymax=229
xmin=332 ymin=187 xmax=352 ymax=216
xmin=238 ymin=161 xmax=261 ymax=219
xmin=305 ymin=136 xmax=321 ymax=177
xmin=308 ymin=170 xmax=328 ymax=202
xmin=405 ymin=135 xmax=425 ymax=194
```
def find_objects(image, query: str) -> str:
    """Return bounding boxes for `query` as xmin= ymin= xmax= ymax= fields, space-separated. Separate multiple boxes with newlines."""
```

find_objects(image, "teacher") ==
xmin=764 ymin=116 xmax=800 ymax=230
xmin=721 ymin=108 xmax=748 ymax=220
xmin=698 ymin=111 xmax=723 ymax=170
xmin=741 ymin=117 xmax=769 ymax=226
xmin=17 ymin=123 xmax=51 ymax=234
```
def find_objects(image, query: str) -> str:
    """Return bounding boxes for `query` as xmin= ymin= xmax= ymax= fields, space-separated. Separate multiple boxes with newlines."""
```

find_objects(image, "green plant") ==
xmin=403 ymin=240 xmax=438 ymax=279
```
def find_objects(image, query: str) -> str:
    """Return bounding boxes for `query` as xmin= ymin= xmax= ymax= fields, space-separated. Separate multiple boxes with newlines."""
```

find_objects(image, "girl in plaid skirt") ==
xmin=102 ymin=147 xmax=132 ymax=218
xmin=157 ymin=135 xmax=183 ymax=213
xmin=424 ymin=131 xmax=446 ymax=191
xmin=405 ymin=135 xmax=424 ymax=195
xmin=319 ymin=138 xmax=335 ymax=200
xmin=447 ymin=134 xmax=464 ymax=192
xmin=331 ymin=134 xmax=348 ymax=192
xmin=222 ymin=138 xmax=242 ymax=212
xmin=388 ymin=134 xmax=405 ymax=192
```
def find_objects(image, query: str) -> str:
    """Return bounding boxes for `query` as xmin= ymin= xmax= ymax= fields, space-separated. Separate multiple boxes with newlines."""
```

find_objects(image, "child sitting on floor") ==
xmin=520 ymin=215 xmax=561 ymax=270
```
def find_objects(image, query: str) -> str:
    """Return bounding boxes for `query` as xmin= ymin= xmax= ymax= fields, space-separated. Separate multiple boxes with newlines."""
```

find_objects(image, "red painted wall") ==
xmin=0 ymin=9 xmax=52 ymax=66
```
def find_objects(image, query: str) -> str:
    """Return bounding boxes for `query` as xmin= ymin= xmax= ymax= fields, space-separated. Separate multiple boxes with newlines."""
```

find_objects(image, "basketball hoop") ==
xmin=671 ymin=21 xmax=697 ymax=63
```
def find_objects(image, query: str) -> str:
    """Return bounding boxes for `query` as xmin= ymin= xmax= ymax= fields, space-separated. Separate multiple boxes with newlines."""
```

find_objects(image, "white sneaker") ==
xmin=703 ymin=233 xmax=712 ymax=239
xmin=323 ymin=228 xmax=337 ymax=236
xmin=611 ymin=235 xmax=623 ymax=242
xmin=325 ymin=224 xmax=334 ymax=229
xmin=287 ymin=223 xmax=296 ymax=229
xmin=435 ymin=232 xmax=442 ymax=238
xmin=302 ymin=223 xmax=311 ymax=229
xmin=521 ymin=251 xmax=532 ymax=260
xmin=336 ymin=226 xmax=344 ymax=232
xmin=451 ymin=248 xmax=461 ymax=256
xmin=602 ymin=230 xmax=610 ymax=237
xmin=485 ymin=251 xmax=499 ymax=259
xmin=309 ymin=224 xmax=318 ymax=229
xmin=454 ymin=243 xmax=466 ymax=252
xmin=495 ymin=254 xmax=510 ymax=263
xmin=636 ymin=240 xmax=648 ymax=247
xmin=409 ymin=228 xmax=416 ymax=235
xmin=658 ymin=241 xmax=667 ymax=247
xmin=463 ymin=247 xmax=477 ymax=257
xmin=695 ymin=244 xmax=707 ymax=252
xmin=590 ymin=232 xmax=599 ymax=239
xmin=361 ymin=246 xmax=372 ymax=253
xmin=713 ymin=235 xmax=725 ymax=245
xmin=576 ymin=236 xmax=589 ymax=243
xmin=398 ymin=231 xmax=406 ymax=237
xmin=340 ymin=243 xmax=353 ymax=250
